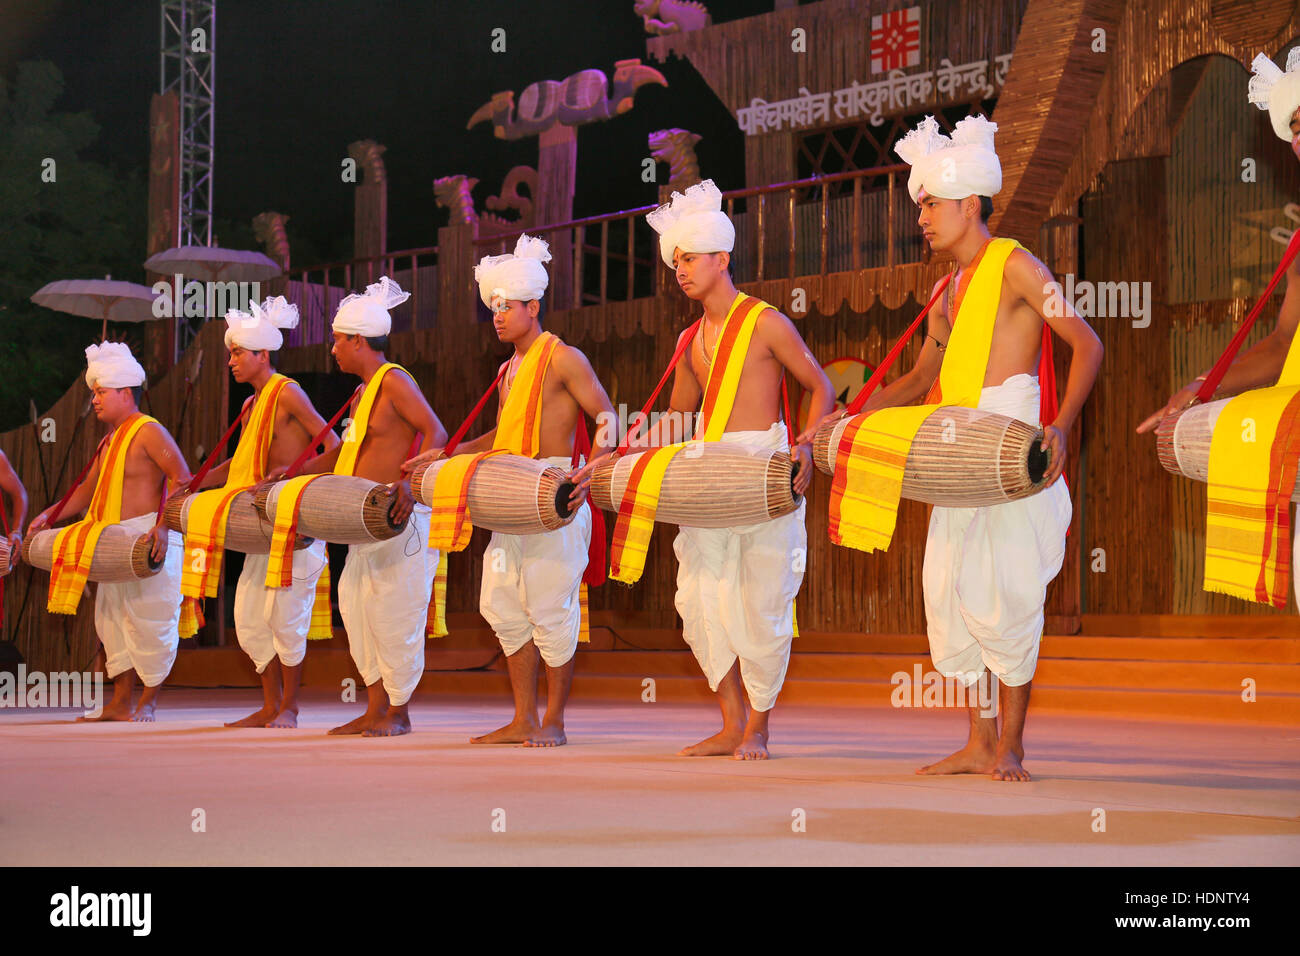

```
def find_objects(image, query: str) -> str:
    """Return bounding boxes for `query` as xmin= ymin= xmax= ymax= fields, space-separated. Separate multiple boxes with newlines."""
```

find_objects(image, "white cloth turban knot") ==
xmin=646 ymin=179 xmax=735 ymax=269
xmin=1249 ymin=50 xmax=1300 ymax=142
xmin=474 ymin=234 xmax=552 ymax=308
xmin=332 ymin=276 xmax=410 ymax=337
xmin=225 ymin=295 xmax=299 ymax=352
xmin=84 ymin=342 xmax=146 ymax=389
xmin=895 ymin=115 xmax=1002 ymax=204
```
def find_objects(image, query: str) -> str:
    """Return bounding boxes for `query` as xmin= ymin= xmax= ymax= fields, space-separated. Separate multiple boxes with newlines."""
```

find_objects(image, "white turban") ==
xmin=474 ymin=234 xmax=552 ymax=308
xmin=84 ymin=342 xmax=146 ymax=389
xmin=332 ymin=276 xmax=410 ymax=337
xmin=224 ymin=295 xmax=299 ymax=352
xmin=646 ymin=179 xmax=735 ymax=269
xmin=896 ymin=115 xmax=1002 ymax=204
xmin=1249 ymin=50 xmax=1300 ymax=142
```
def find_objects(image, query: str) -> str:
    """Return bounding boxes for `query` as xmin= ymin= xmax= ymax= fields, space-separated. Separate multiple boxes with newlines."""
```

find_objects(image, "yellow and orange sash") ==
xmin=493 ymin=332 xmax=561 ymax=458
xmin=181 ymin=374 xmax=289 ymax=600
xmin=47 ymin=413 xmax=155 ymax=614
xmin=181 ymin=374 xmax=334 ymax=639
xmin=265 ymin=363 xmax=405 ymax=596
xmin=829 ymin=238 xmax=1019 ymax=553
xmin=1204 ymin=338 xmax=1300 ymax=607
xmin=426 ymin=332 xmax=597 ymax=640
xmin=608 ymin=293 xmax=770 ymax=584
xmin=429 ymin=333 xmax=560 ymax=554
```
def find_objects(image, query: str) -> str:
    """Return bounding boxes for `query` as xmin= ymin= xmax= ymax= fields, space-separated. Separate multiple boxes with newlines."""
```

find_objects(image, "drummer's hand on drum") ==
xmin=1040 ymin=424 xmax=1068 ymax=486
xmin=796 ymin=408 xmax=847 ymax=447
xmin=27 ymin=507 xmax=54 ymax=535
xmin=6 ymin=530 xmax=20 ymax=562
xmin=567 ymin=453 xmax=609 ymax=507
xmin=145 ymin=521 xmax=169 ymax=564
xmin=401 ymin=447 xmax=444 ymax=477
xmin=791 ymin=442 xmax=814 ymax=496
xmin=388 ymin=479 xmax=416 ymax=527
xmin=1136 ymin=381 xmax=1202 ymax=434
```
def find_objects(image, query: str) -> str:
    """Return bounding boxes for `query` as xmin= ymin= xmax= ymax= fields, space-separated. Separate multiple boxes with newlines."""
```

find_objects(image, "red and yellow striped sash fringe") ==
xmin=608 ymin=443 xmax=689 ymax=584
xmin=1204 ymin=387 xmax=1300 ymax=607
xmin=308 ymin=562 xmax=333 ymax=639
xmin=424 ymin=451 xmax=504 ymax=638
xmin=264 ymin=474 xmax=326 ymax=589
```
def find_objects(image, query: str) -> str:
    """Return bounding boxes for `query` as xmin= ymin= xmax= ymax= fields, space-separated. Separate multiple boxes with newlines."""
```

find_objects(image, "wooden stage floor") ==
xmin=1 ymin=691 xmax=1297 ymax=866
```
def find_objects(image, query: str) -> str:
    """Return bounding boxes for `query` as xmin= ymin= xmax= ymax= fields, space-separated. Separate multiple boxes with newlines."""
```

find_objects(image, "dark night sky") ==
xmin=4 ymin=0 xmax=782 ymax=268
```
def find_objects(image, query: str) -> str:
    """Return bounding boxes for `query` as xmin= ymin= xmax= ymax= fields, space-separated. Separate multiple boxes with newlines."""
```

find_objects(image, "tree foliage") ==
xmin=0 ymin=61 xmax=147 ymax=431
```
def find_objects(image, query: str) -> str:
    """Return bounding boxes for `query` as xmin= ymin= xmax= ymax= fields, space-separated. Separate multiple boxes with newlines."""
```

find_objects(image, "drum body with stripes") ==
xmin=254 ymin=475 xmax=406 ymax=544
xmin=22 ymin=525 xmax=163 ymax=582
xmin=812 ymin=405 xmax=1049 ymax=507
xmin=589 ymin=443 xmax=801 ymax=528
xmin=163 ymin=490 xmax=313 ymax=553
xmin=1152 ymin=397 xmax=1300 ymax=500
xmin=410 ymin=454 xmax=577 ymax=535
xmin=0 ymin=536 xmax=12 ymax=577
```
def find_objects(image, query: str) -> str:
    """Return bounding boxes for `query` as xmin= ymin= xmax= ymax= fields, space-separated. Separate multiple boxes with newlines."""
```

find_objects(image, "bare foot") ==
xmin=733 ymin=728 xmax=769 ymax=760
xmin=916 ymin=742 xmax=996 ymax=775
xmin=678 ymin=728 xmax=745 ymax=757
xmin=524 ymin=724 xmax=566 ymax=747
xmin=131 ymin=703 xmax=156 ymax=723
xmin=77 ymin=701 xmax=132 ymax=722
xmin=471 ymin=719 xmax=538 ymax=744
xmin=225 ymin=705 xmax=277 ymax=728
xmin=266 ymin=707 xmax=298 ymax=729
xmin=363 ymin=709 xmax=411 ymax=737
xmin=328 ymin=711 xmax=381 ymax=735
xmin=991 ymin=750 xmax=1032 ymax=782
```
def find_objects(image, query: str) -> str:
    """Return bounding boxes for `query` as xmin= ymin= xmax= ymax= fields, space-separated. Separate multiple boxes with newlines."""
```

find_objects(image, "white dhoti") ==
xmin=234 ymin=538 xmax=328 ymax=672
xmin=337 ymin=503 xmax=438 ymax=706
xmin=922 ymin=373 xmax=1073 ymax=687
xmin=94 ymin=512 xmax=182 ymax=688
xmin=673 ymin=422 xmax=806 ymax=712
xmin=480 ymin=456 xmax=591 ymax=668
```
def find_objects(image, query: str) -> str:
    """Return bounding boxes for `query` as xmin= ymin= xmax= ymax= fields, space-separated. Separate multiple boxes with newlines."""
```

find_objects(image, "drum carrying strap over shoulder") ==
xmin=829 ymin=239 xmax=1020 ymax=554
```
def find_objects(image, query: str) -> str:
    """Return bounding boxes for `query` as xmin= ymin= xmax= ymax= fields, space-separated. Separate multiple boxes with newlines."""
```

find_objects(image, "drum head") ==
xmin=553 ymin=481 xmax=577 ymax=520
xmin=1027 ymin=435 xmax=1049 ymax=484
xmin=145 ymin=546 xmax=164 ymax=573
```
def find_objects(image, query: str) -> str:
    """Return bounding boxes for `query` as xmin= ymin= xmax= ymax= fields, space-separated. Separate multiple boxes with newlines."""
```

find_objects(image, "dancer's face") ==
xmin=673 ymin=249 xmax=728 ymax=300
xmin=91 ymin=385 xmax=134 ymax=424
xmin=491 ymin=298 xmax=539 ymax=344
xmin=916 ymin=191 xmax=975 ymax=252
xmin=330 ymin=332 xmax=359 ymax=374
xmin=227 ymin=346 xmax=269 ymax=384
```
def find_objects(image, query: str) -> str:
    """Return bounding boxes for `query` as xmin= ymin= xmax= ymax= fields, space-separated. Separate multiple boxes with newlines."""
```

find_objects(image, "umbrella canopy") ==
xmin=31 ymin=279 xmax=159 ymax=338
xmin=144 ymin=245 xmax=282 ymax=282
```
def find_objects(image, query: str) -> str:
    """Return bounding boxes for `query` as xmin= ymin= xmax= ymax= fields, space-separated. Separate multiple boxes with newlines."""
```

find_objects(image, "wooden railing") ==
xmin=280 ymin=162 xmax=919 ymax=343
xmin=282 ymin=246 xmax=439 ymax=345
xmin=473 ymin=162 xmax=914 ymax=314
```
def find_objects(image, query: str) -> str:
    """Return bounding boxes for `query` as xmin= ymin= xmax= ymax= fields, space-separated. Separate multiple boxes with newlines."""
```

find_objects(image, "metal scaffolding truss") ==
xmin=160 ymin=0 xmax=215 ymax=248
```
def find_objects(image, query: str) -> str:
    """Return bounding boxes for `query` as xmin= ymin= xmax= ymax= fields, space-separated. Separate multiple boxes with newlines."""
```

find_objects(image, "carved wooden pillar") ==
xmin=143 ymin=91 xmax=180 ymax=378
xmin=350 ymin=140 xmax=388 ymax=289
xmin=537 ymin=125 xmax=577 ymax=309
